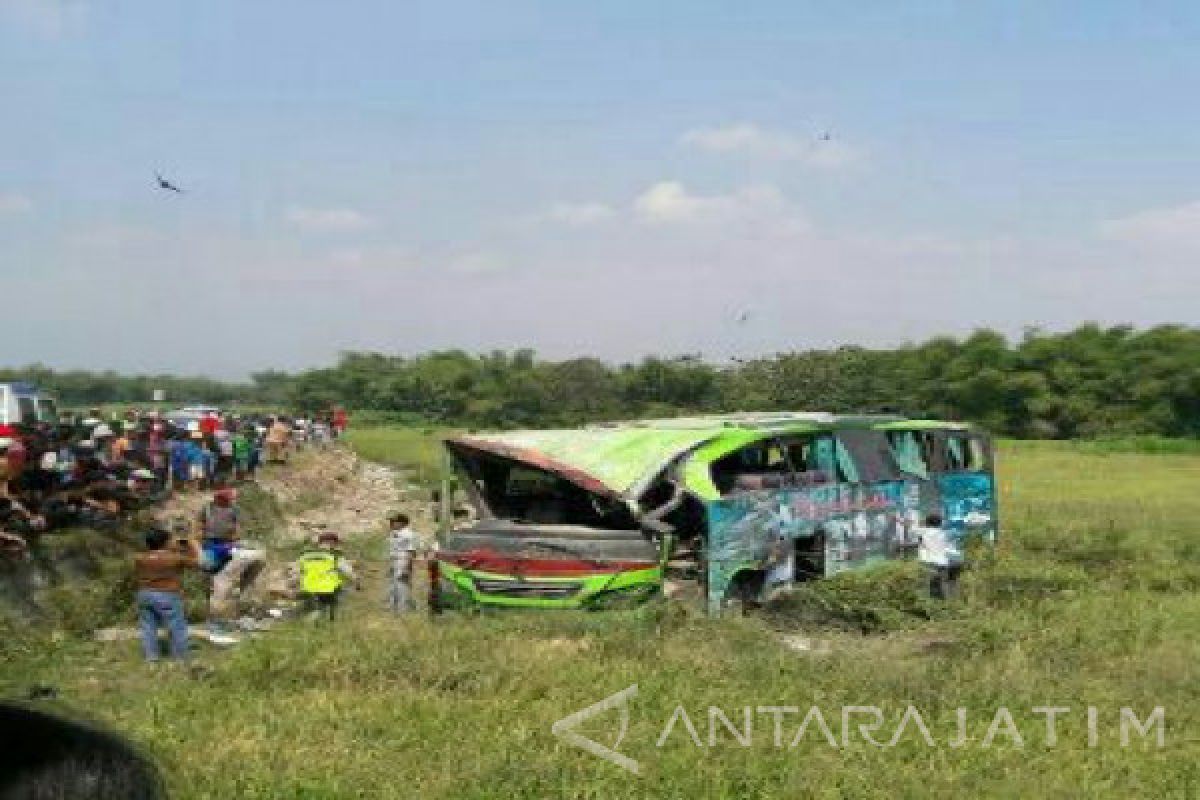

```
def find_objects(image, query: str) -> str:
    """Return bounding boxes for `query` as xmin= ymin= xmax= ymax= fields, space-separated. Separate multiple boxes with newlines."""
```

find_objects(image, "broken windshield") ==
xmin=448 ymin=443 xmax=640 ymax=530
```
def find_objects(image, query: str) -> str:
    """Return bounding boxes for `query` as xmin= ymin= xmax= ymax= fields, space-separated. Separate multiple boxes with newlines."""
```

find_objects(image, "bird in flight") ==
xmin=817 ymin=130 xmax=832 ymax=142
xmin=735 ymin=310 xmax=752 ymax=325
xmin=154 ymin=172 xmax=185 ymax=193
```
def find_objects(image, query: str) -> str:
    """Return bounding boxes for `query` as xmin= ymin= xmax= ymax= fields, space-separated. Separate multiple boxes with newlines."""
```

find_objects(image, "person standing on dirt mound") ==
xmin=265 ymin=417 xmax=291 ymax=464
xmin=197 ymin=488 xmax=265 ymax=645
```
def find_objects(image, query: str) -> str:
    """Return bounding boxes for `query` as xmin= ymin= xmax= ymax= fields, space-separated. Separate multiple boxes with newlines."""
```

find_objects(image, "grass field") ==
xmin=342 ymin=425 xmax=449 ymax=486
xmin=3 ymin=438 xmax=1200 ymax=797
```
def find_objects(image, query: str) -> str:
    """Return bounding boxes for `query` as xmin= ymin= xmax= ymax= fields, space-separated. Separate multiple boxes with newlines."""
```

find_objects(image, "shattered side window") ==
xmin=834 ymin=438 xmax=860 ymax=483
xmin=713 ymin=432 xmax=866 ymax=495
xmin=837 ymin=428 xmax=907 ymax=483
xmin=811 ymin=435 xmax=839 ymax=480
xmin=887 ymin=430 xmax=930 ymax=479
xmin=969 ymin=436 xmax=990 ymax=471
xmin=711 ymin=439 xmax=788 ymax=495
xmin=943 ymin=434 xmax=984 ymax=472
xmin=784 ymin=433 xmax=853 ymax=483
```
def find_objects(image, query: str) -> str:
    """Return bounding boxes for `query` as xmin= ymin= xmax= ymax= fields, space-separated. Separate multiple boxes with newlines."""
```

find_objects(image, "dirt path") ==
xmin=153 ymin=444 xmax=421 ymax=543
xmin=256 ymin=446 xmax=406 ymax=543
xmin=96 ymin=444 xmax=429 ymax=644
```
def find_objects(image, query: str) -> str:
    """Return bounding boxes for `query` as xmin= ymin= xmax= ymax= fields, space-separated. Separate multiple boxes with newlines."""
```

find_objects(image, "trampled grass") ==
xmin=3 ymin=438 xmax=1200 ymax=798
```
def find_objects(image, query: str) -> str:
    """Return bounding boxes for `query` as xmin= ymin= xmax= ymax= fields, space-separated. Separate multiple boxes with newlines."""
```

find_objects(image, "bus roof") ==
xmin=450 ymin=426 xmax=719 ymax=497
xmin=449 ymin=411 xmax=967 ymax=497
xmin=873 ymin=419 xmax=975 ymax=432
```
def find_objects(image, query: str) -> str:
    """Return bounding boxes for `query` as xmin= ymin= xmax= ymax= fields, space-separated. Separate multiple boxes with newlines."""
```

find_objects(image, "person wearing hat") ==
xmin=125 ymin=468 xmax=160 ymax=507
xmin=80 ymin=408 xmax=103 ymax=437
xmin=133 ymin=525 xmax=201 ymax=661
xmin=195 ymin=488 xmax=246 ymax=643
xmin=296 ymin=532 xmax=359 ymax=621
xmin=91 ymin=423 xmax=115 ymax=462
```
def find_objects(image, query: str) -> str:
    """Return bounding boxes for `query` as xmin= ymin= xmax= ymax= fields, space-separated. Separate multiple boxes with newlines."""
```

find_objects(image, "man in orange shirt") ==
xmin=133 ymin=527 xmax=200 ymax=662
xmin=111 ymin=425 xmax=135 ymax=463
xmin=265 ymin=417 xmax=291 ymax=463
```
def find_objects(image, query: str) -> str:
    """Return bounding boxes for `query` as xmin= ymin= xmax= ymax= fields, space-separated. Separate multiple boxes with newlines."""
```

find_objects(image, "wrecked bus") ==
xmin=431 ymin=413 xmax=996 ymax=614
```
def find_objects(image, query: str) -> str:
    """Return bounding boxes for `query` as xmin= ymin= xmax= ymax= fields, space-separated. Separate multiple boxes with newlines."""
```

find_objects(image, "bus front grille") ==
xmin=472 ymin=579 xmax=583 ymax=600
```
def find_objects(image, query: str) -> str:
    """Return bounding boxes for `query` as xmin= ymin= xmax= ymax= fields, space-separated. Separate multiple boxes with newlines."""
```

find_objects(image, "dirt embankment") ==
xmin=153 ymin=444 xmax=427 ymax=546
xmin=225 ymin=446 xmax=430 ymax=608
xmin=4 ymin=445 xmax=429 ymax=640
xmin=255 ymin=447 xmax=408 ymax=543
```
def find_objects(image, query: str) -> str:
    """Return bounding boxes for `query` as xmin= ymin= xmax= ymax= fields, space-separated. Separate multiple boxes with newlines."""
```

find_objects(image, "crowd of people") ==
xmin=0 ymin=406 xmax=347 ymax=552
xmin=0 ymin=402 xmax=431 ymax=663
xmin=134 ymin=496 xmax=424 ymax=656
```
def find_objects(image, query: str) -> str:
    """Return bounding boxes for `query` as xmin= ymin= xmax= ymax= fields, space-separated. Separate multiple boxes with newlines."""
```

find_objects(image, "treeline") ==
xmin=12 ymin=324 xmax=1200 ymax=438
xmin=0 ymin=366 xmax=262 ymax=407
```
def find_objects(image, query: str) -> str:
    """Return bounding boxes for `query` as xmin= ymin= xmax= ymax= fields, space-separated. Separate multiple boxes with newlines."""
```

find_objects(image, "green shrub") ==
xmin=762 ymin=561 xmax=948 ymax=633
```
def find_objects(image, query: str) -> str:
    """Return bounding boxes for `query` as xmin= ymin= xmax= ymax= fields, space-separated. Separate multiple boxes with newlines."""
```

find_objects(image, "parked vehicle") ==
xmin=431 ymin=412 xmax=997 ymax=613
xmin=164 ymin=406 xmax=221 ymax=431
xmin=0 ymin=383 xmax=59 ymax=465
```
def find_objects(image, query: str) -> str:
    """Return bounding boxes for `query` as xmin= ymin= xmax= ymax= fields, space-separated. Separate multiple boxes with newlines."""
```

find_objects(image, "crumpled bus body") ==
xmin=432 ymin=413 xmax=996 ymax=614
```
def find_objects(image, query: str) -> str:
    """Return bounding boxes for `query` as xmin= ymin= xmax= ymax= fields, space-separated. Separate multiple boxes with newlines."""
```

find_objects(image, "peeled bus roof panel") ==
xmin=448 ymin=427 xmax=720 ymax=497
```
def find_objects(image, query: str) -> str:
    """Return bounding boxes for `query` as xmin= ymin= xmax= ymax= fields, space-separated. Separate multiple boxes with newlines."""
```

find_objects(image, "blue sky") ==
xmin=3 ymin=1 xmax=1200 ymax=376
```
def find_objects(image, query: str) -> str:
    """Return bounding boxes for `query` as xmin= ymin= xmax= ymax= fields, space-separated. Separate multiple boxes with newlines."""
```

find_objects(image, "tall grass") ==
xmin=343 ymin=426 xmax=450 ymax=486
xmin=4 ymin=437 xmax=1200 ymax=797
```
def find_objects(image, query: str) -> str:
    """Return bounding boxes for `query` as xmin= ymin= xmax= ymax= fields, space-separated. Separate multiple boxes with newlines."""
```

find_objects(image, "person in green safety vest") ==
xmin=296 ymin=531 xmax=359 ymax=620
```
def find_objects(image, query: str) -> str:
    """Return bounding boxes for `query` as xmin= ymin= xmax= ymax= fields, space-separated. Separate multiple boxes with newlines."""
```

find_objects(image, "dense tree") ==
xmin=11 ymin=324 xmax=1200 ymax=438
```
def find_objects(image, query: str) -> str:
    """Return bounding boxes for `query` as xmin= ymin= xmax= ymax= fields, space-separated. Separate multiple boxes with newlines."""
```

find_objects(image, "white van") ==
xmin=0 ymin=382 xmax=59 ymax=449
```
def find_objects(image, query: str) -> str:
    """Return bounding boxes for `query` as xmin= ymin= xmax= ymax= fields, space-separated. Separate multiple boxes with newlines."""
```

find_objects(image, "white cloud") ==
xmin=0 ymin=192 xmax=31 ymax=215
xmin=546 ymin=202 xmax=616 ymax=227
xmin=632 ymin=181 xmax=810 ymax=234
xmin=681 ymin=123 xmax=862 ymax=168
xmin=633 ymin=181 xmax=706 ymax=223
xmin=1099 ymin=201 xmax=1200 ymax=249
xmin=285 ymin=206 xmax=375 ymax=233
